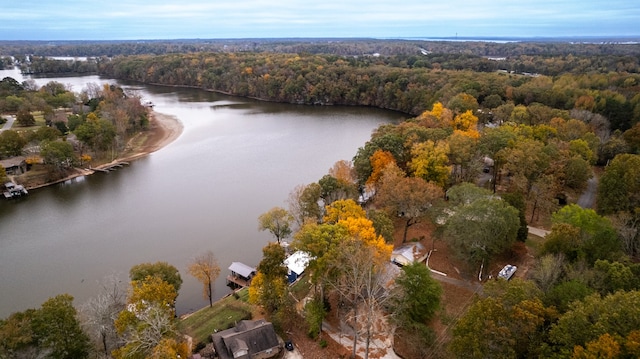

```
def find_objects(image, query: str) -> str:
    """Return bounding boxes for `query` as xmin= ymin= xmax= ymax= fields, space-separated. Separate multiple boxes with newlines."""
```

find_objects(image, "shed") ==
xmin=283 ymin=251 xmax=311 ymax=283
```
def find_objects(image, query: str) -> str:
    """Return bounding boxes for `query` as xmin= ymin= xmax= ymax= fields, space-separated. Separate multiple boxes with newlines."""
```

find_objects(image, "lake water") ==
xmin=0 ymin=69 xmax=404 ymax=317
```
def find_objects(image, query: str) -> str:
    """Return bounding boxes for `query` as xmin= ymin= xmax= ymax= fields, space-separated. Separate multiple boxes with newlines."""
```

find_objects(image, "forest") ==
xmin=1 ymin=39 xmax=640 ymax=358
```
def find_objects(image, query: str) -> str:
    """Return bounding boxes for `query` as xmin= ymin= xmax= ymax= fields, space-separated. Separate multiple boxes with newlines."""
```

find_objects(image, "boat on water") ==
xmin=3 ymin=182 xmax=28 ymax=199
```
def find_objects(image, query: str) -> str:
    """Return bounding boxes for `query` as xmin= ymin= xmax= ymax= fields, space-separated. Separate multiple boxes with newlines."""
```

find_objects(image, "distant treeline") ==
xmin=19 ymin=56 xmax=98 ymax=74
xmin=1 ymin=38 xmax=640 ymax=58
xmin=97 ymin=52 xmax=640 ymax=131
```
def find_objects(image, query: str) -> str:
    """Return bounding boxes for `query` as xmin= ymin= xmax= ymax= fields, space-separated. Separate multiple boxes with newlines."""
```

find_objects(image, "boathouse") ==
xmin=226 ymin=262 xmax=256 ymax=288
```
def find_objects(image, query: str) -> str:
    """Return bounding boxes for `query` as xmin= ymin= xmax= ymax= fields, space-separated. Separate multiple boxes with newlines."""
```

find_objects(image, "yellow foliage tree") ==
xmin=408 ymin=140 xmax=450 ymax=188
xmin=324 ymin=199 xmax=366 ymax=224
xmin=188 ymin=251 xmax=221 ymax=308
xmin=453 ymin=110 xmax=480 ymax=139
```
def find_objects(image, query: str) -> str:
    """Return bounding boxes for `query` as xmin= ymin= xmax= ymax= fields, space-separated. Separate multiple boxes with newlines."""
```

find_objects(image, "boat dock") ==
xmin=3 ymin=182 xmax=28 ymax=199
xmin=91 ymin=162 xmax=130 ymax=173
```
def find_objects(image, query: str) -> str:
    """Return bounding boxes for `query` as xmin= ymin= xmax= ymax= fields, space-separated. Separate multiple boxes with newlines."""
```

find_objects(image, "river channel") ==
xmin=0 ymin=69 xmax=404 ymax=317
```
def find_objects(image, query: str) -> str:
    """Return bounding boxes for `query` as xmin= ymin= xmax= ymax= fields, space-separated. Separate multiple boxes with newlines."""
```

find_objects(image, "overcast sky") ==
xmin=1 ymin=0 xmax=638 ymax=40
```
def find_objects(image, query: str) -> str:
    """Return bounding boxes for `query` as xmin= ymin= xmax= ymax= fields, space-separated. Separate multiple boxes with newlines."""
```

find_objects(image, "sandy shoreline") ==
xmin=24 ymin=110 xmax=183 ymax=190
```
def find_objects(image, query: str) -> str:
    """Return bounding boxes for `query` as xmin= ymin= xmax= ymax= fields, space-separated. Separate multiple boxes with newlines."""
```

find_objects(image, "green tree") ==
xmin=0 ymin=130 xmax=26 ymax=158
xmin=129 ymin=262 xmax=182 ymax=293
xmin=597 ymin=154 xmax=640 ymax=214
xmin=15 ymin=110 xmax=35 ymax=127
xmin=287 ymin=183 xmax=322 ymax=226
xmin=367 ymin=209 xmax=395 ymax=243
xmin=258 ymin=207 xmax=293 ymax=243
xmin=549 ymin=291 xmax=640 ymax=356
xmin=31 ymin=294 xmax=91 ymax=359
xmin=318 ymin=174 xmax=358 ymax=205
xmin=0 ymin=309 xmax=36 ymax=358
xmin=444 ymin=196 xmax=519 ymax=272
xmin=544 ymin=280 xmax=594 ymax=313
xmin=249 ymin=243 xmax=288 ymax=314
xmin=450 ymin=279 xmax=555 ymax=359
xmin=551 ymin=204 xmax=622 ymax=264
xmin=187 ymin=251 xmax=221 ymax=308
xmin=40 ymin=140 xmax=75 ymax=170
xmin=74 ymin=115 xmax=116 ymax=152
xmin=391 ymin=262 xmax=442 ymax=325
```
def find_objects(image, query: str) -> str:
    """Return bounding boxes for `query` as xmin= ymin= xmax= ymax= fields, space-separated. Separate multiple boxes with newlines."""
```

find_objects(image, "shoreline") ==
xmin=24 ymin=110 xmax=184 ymax=190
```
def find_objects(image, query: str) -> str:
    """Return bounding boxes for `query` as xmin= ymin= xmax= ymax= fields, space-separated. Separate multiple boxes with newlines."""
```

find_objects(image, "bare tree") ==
xmin=328 ymin=240 xmax=392 ymax=359
xmin=188 ymin=251 xmax=221 ymax=307
xmin=81 ymin=275 xmax=127 ymax=357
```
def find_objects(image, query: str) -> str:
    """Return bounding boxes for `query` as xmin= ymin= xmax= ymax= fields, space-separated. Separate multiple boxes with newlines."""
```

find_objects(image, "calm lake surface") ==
xmin=0 ymin=69 xmax=404 ymax=317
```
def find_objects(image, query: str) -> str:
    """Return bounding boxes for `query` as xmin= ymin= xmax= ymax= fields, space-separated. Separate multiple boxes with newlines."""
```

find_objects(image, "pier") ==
xmin=91 ymin=162 xmax=130 ymax=173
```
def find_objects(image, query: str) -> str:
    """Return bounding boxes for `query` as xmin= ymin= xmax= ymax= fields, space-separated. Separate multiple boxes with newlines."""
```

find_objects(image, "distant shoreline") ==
xmin=23 ymin=110 xmax=183 ymax=190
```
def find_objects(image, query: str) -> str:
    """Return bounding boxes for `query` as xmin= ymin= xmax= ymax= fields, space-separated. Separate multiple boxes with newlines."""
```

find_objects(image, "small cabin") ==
xmin=226 ymin=262 xmax=256 ymax=288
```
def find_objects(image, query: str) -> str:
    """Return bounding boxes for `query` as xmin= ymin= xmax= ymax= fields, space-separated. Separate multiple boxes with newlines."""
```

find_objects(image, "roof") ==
xmin=0 ymin=156 xmax=26 ymax=168
xmin=228 ymin=262 xmax=256 ymax=278
xmin=283 ymin=251 xmax=311 ymax=276
xmin=391 ymin=242 xmax=428 ymax=265
xmin=498 ymin=264 xmax=517 ymax=280
xmin=212 ymin=320 xmax=280 ymax=359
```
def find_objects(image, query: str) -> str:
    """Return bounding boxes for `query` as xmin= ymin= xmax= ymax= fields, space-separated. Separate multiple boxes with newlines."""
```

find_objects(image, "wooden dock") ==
xmin=91 ymin=162 xmax=130 ymax=173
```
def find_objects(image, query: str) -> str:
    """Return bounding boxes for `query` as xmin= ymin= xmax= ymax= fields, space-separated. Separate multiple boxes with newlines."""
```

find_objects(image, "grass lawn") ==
xmin=290 ymin=276 xmax=312 ymax=301
xmin=178 ymin=288 xmax=253 ymax=345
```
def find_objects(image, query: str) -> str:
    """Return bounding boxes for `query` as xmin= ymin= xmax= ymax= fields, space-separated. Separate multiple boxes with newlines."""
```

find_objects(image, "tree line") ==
xmin=2 ymin=38 xmax=640 ymax=58
xmin=95 ymin=51 xmax=640 ymax=131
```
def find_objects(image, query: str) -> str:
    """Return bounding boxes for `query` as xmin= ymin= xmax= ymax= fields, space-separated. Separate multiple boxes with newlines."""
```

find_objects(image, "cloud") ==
xmin=1 ymin=0 xmax=638 ymax=40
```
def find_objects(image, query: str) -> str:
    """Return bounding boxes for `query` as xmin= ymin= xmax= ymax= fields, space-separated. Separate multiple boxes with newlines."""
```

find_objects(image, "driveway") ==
xmin=1 ymin=115 xmax=15 ymax=131
xmin=283 ymin=346 xmax=304 ymax=359
xmin=577 ymin=176 xmax=598 ymax=209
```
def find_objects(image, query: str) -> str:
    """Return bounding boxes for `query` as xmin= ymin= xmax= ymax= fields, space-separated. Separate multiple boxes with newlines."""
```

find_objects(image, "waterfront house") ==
xmin=283 ymin=251 xmax=311 ymax=283
xmin=211 ymin=319 xmax=281 ymax=359
xmin=227 ymin=262 xmax=256 ymax=288
xmin=0 ymin=156 xmax=27 ymax=175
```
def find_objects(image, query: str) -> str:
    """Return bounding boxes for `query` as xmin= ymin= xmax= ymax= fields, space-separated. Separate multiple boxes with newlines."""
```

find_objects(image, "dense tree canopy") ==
xmin=129 ymin=261 xmax=183 ymax=293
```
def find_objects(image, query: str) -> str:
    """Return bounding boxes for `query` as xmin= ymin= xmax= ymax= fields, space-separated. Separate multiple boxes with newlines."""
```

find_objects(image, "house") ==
xmin=227 ymin=262 xmax=256 ymax=288
xmin=211 ymin=319 xmax=281 ymax=359
xmin=0 ymin=156 xmax=27 ymax=175
xmin=283 ymin=251 xmax=311 ymax=283
xmin=391 ymin=242 xmax=428 ymax=266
